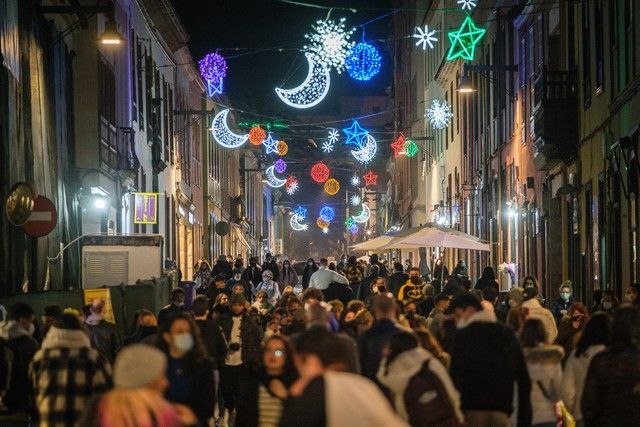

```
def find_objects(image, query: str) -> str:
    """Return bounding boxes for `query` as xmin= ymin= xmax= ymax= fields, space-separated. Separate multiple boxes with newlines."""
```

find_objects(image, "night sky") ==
xmin=171 ymin=0 xmax=394 ymax=255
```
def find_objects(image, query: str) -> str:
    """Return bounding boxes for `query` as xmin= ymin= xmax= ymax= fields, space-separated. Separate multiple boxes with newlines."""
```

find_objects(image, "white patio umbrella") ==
xmin=396 ymin=223 xmax=490 ymax=251
xmin=350 ymin=227 xmax=424 ymax=251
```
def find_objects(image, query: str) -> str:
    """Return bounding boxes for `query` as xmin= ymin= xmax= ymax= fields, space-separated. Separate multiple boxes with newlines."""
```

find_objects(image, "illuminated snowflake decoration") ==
xmin=413 ymin=25 xmax=438 ymax=50
xmin=327 ymin=128 xmax=339 ymax=144
xmin=322 ymin=140 xmax=335 ymax=153
xmin=426 ymin=99 xmax=454 ymax=129
xmin=286 ymin=180 xmax=299 ymax=195
xmin=304 ymin=17 xmax=355 ymax=73
xmin=350 ymin=194 xmax=361 ymax=206
xmin=457 ymin=0 xmax=477 ymax=11
xmin=350 ymin=175 xmax=361 ymax=186
xmin=322 ymin=227 xmax=329 ymax=234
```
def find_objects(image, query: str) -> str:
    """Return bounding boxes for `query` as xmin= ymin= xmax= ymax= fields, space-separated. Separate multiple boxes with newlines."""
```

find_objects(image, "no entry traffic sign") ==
xmin=23 ymin=195 xmax=57 ymax=237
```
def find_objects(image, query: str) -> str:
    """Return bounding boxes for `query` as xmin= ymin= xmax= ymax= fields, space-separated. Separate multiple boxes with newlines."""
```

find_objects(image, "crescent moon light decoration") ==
xmin=275 ymin=53 xmax=331 ymax=109
xmin=265 ymin=165 xmax=287 ymax=188
xmin=351 ymin=134 xmax=378 ymax=164
xmin=352 ymin=203 xmax=371 ymax=223
xmin=290 ymin=213 xmax=309 ymax=231
xmin=210 ymin=109 xmax=249 ymax=149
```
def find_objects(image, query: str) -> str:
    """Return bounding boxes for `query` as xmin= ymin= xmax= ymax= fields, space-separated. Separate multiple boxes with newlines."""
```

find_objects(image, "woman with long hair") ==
xmin=279 ymin=259 xmax=299 ymax=291
xmin=158 ymin=313 xmax=215 ymax=426
xmin=414 ymin=327 xmax=451 ymax=370
xmin=236 ymin=335 xmax=299 ymax=426
xmin=301 ymin=258 xmax=318 ymax=289
xmin=555 ymin=302 xmax=589 ymax=360
xmin=561 ymin=312 xmax=611 ymax=426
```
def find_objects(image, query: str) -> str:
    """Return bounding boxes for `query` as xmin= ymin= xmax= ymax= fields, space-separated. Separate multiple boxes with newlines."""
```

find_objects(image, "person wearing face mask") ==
xmin=242 ymin=257 xmax=263 ymax=290
xmin=449 ymin=293 xmax=532 ymax=427
xmin=227 ymin=269 xmax=253 ymax=302
xmin=158 ymin=288 xmax=187 ymax=329
xmin=254 ymin=270 xmax=281 ymax=305
xmin=219 ymin=294 xmax=264 ymax=426
xmin=597 ymin=290 xmax=619 ymax=313
xmin=0 ymin=303 xmax=39 ymax=419
xmin=261 ymin=253 xmax=280 ymax=282
xmin=552 ymin=281 xmax=576 ymax=324
xmin=159 ymin=313 xmax=215 ymax=426
xmin=398 ymin=268 xmax=426 ymax=304
xmin=301 ymin=258 xmax=319 ymax=289
xmin=279 ymin=259 xmax=299 ymax=292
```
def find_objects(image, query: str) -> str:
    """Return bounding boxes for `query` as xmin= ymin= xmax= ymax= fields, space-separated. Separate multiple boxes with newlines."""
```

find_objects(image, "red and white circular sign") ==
xmin=23 ymin=195 xmax=57 ymax=237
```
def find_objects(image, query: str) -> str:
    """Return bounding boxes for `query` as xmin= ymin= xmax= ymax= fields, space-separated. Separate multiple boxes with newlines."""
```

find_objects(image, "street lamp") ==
xmin=99 ymin=18 xmax=124 ymax=45
xmin=456 ymin=63 xmax=518 ymax=94
xmin=457 ymin=72 xmax=476 ymax=93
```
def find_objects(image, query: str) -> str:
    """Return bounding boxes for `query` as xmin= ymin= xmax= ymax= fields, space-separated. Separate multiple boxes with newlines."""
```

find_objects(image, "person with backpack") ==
xmin=377 ymin=331 xmax=464 ymax=426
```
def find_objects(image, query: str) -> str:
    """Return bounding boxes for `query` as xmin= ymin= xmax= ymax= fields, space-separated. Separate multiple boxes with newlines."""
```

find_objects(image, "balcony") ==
xmin=531 ymin=68 xmax=578 ymax=170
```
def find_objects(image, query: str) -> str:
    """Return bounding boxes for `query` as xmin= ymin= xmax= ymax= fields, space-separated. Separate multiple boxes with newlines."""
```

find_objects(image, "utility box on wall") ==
xmin=81 ymin=235 xmax=163 ymax=289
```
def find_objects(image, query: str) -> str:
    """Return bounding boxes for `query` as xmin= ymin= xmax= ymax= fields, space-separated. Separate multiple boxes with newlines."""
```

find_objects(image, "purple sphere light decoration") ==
xmin=274 ymin=159 xmax=287 ymax=174
xmin=199 ymin=52 xmax=227 ymax=85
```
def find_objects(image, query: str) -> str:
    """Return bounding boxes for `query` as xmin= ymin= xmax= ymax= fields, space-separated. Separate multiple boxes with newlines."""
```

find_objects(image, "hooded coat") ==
xmin=523 ymin=344 xmax=564 ymax=425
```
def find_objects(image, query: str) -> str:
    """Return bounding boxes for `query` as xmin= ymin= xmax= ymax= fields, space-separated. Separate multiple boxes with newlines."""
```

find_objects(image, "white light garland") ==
xmin=275 ymin=53 xmax=331 ymax=109
xmin=351 ymin=134 xmax=377 ymax=164
xmin=210 ymin=109 xmax=249 ymax=149
xmin=413 ymin=25 xmax=438 ymax=50
xmin=350 ymin=194 xmax=361 ymax=206
xmin=304 ymin=17 xmax=355 ymax=73
xmin=426 ymin=99 xmax=454 ymax=129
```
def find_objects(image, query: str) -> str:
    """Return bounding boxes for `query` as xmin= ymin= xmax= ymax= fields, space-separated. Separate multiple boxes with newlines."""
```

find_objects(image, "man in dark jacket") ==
xmin=368 ymin=254 xmax=388 ymax=278
xmin=218 ymin=293 xmax=263 ymax=424
xmin=261 ymin=253 xmax=280 ymax=282
xmin=357 ymin=294 xmax=403 ymax=393
xmin=158 ymin=288 xmax=187 ymax=328
xmin=0 ymin=303 xmax=39 ymax=418
xmin=242 ymin=257 xmax=262 ymax=289
xmin=192 ymin=295 xmax=227 ymax=377
xmin=581 ymin=305 xmax=640 ymax=427
xmin=551 ymin=281 xmax=575 ymax=324
xmin=84 ymin=298 xmax=120 ymax=364
xmin=212 ymin=255 xmax=233 ymax=280
xmin=449 ymin=293 xmax=531 ymax=427
xmin=387 ymin=262 xmax=409 ymax=297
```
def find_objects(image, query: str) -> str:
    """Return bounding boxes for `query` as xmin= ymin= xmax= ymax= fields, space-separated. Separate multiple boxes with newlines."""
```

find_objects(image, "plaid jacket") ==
xmin=29 ymin=347 xmax=112 ymax=427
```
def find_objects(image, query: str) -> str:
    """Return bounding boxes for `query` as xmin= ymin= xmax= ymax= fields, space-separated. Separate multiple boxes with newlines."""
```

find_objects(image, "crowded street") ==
xmin=1 ymin=0 xmax=640 ymax=426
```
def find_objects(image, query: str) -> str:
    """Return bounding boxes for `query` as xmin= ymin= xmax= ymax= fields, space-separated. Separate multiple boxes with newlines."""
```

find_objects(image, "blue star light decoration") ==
xmin=319 ymin=206 xmax=335 ymax=222
xmin=350 ymin=194 xmax=361 ymax=206
xmin=342 ymin=120 xmax=369 ymax=149
xmin=294 ymin=206 xmax=308 ymax=219
xmin=413 ymin=25 xmax=438 ymax=50
xmin=351 ymin=175 xmax=361 ymax=186
xmin=457 ymin=0 xmax=477 ymax=11
xmin=262 ymin=134 xmax=279 ymax=154
xmin=426 ymin=99 xmax=454 ymax=129
xmin=345 ymin=42 xmax=382 ymax=81
xmin=322 ymin=140 xmax=335 ymax=153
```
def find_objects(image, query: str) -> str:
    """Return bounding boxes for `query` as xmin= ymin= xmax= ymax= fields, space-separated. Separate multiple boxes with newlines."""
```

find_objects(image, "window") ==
xmin=582 ymin=0 xmax=591 ymax=108
xmin=136 ymin=39 xmax=144 ymax=127
xmin=594 ymin=0 xmax=604 ymax=92
xmin=610 ymin=0 xmax=619 ymax=95
xmin=98 ymin=57 xmax=117 ymax=171
xmin=130 ymin=29 xmax=137 ymax=119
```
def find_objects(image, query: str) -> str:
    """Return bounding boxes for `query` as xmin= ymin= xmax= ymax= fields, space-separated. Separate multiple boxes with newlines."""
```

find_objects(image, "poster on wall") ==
xmin=134 ymin=192 xmax=158 ymax=224
xmin=83 ymin=288 xmax=115 ymax=324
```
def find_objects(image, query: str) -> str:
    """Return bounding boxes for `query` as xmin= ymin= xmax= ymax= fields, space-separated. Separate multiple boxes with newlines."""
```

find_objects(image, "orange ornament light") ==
xmin=324 ymin=178 xmax=340 ymax=195
xmin=317 ymin=218 xmax=330 ymax=229
xmin=276 ymin=140 xmax=289 ymax=156
xmin=249 ymin=126 xmax=266 ymax=146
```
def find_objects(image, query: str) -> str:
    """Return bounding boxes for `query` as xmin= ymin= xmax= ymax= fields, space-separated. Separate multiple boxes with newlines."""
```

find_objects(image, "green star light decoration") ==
xmin=345 ymin=217 xmax=356 ymax=229
xmin=446 ymin=15 xmax=486 ymax=61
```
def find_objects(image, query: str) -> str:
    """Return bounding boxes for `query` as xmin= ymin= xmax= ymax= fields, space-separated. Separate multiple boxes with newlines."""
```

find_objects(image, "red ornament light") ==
xmin=363 ymin=170 xmax=378 ymax=186
xmin=249 ymin=126 xmax=266 ymax=146
xmin=311 ymin=162 xmax=330 ymax=183
xmin=391 ymin=133 xmax=406 ymax=158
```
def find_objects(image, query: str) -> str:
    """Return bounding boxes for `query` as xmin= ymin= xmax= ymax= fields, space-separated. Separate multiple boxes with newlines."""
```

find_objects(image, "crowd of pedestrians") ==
xmin=1 ymin=252 xmax=640 ymax=427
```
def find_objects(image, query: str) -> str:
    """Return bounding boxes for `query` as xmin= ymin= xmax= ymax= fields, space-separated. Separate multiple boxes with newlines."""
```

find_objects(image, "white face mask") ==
xmin=234 ymin=274 xmax=241 ymax=281
xmin=173 ymin=333 xmax=194 ymax=353
xmin=26 ymin=323 xmax=35 ymax=336
xmin=602 ymin=302 xmax=613 ymax=310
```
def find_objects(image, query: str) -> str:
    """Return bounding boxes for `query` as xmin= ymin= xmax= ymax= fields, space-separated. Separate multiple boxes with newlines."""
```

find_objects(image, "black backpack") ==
xmin=403 ymin=358 xmax=463 ymax=427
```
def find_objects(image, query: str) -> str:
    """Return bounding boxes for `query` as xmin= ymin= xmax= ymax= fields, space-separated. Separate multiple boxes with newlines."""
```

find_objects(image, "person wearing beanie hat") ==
xmin=521 ymin=286 xmax=558 ymax=343
xmin=218 ymin=287 xmax=264 ymax=425
xmin=83 ymin=344 xmax=198 ymax=426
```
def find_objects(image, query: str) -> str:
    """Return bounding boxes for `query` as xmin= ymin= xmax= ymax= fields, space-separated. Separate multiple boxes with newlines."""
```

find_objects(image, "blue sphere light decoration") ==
xmin=345 ymin=42 xmax=382 ymax=81
xmin=319 ymin=206 xmax=335 ymax=222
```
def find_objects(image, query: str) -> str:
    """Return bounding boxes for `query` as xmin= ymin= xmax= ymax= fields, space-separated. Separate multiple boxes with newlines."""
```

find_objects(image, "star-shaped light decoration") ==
xmin=403 ymin=139 xmax=419 ymax=158
xmin=363 ymin=170 xmax=378 ymax=186
xmin=345 ymin=217 xmax=356 ymax=229
xmin=447 ymin=15 xmax=486 ymax=61
xmin=322 ymin=140 xmax=335 ymax=153
xmin=350 ymin=175 xmax=361 ymax=186
xmin=327 ymin=128 xmax=339 ymax=144
xmin=391 ymin=133 xmax=406 ymax=158
xmin=262 ymin=134 xmax=279 ymax=154
xmin=342 ymin=120 xmax=369 ymax=149
xmin=350 ymin=194 xmax=361 ymax=206
xmin=294 ymin=205 xmax=307 ymax=219
xmin=413 ymin=25 xmax=438 ymax=50
xmin=457 ymin=0 xmax=477 ymax=11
